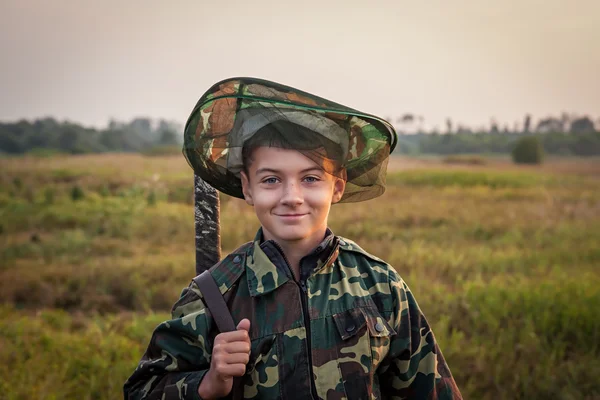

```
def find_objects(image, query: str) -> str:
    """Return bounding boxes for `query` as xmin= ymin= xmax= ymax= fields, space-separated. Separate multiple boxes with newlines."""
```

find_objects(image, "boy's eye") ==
xmin=262 ymin=177 xmax=279 ymax=184
xmin=304 ymin=176 xmax=320 ymax=183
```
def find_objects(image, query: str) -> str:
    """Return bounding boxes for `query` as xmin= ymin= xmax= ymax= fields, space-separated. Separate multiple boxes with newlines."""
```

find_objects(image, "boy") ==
xmin=124 ymin=78 xmax=462 ymax=399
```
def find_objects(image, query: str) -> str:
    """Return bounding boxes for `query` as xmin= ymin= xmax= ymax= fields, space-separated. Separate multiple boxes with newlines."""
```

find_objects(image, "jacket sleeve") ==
xmin=123 ymin=283 xmax=213 ymax=400
xmin=378 ymin=270 xmax=462 ymax=400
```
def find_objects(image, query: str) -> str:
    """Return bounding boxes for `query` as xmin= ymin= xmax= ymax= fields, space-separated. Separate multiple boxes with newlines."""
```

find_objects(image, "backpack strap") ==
xmin=191 ymin=242 xmax=252 ymax=400
xmin=193 ymin=270 xmax=236 ymax=332
xmin=191 ymin=241 xmax=252 ymax=328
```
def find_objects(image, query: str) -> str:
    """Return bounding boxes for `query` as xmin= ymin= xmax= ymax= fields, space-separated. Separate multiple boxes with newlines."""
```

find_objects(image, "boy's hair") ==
xmin=241 ymin=120 xmax=347 ymax=178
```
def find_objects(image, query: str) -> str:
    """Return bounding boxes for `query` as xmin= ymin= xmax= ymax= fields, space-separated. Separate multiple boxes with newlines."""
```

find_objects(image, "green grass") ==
xmin=0 ymin=306 xmax=168 ymax=400
xmin=442 ymin=154 xmax=487 ymax=165
xmin=1 ymin=154 xmax=599 ymax=399
xmin=387 ymin=169 xmax=561 ymax=188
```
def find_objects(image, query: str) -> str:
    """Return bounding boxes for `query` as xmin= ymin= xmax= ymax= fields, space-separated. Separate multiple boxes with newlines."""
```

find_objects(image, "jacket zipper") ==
xmin=270 ymin=241 xmax=319 ymax=400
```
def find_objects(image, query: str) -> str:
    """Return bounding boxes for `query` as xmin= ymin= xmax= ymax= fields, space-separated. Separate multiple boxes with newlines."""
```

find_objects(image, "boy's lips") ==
xmin=275 ymin=213 xmax=308 ymax=219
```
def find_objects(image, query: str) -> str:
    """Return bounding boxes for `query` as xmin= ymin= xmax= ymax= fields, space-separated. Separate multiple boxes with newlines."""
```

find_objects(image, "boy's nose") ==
xmin=281 ymin=182 xmax=303 ymax=206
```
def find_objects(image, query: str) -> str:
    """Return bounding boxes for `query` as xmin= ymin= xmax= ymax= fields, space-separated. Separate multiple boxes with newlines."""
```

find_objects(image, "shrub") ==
xmin=512 ymin=136 xmax=544 ymax=164
xmin=12 ymin=177 xmax=22 ymax=190
xmin=442 ymin=155 xmax=487 ymax=165
xmin=70 ymin=185 xmax=85 ymax=201
xmin=147 ymin=190 xmax=157 ymax=206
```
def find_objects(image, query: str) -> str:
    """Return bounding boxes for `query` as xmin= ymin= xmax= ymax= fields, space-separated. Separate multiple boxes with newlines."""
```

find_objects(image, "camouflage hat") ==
xmin=182 ymin=77 xmax=398 ymax=203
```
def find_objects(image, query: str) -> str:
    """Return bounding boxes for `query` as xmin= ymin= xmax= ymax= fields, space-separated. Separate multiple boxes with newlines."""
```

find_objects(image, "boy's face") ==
xmin=240 ymin=146 xmax=345 ymax=246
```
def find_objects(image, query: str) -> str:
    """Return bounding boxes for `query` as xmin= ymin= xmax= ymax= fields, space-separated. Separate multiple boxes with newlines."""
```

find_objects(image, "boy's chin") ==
xmin=267 ymin=227 xmax=317 ymax=243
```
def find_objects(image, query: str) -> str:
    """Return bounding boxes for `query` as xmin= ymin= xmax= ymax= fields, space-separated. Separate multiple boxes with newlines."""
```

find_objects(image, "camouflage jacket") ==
xmin=124 ymin=229 xmax=462 ymax=400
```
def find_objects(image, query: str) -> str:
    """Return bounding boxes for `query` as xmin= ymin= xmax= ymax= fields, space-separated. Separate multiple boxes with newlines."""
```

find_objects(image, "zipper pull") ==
xmin=300 ymin=280 xmax=308 ymax=293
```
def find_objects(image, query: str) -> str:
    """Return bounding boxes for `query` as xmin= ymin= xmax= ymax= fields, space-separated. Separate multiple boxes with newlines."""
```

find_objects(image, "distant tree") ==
xmin=536 ymin=117 xmax=562 ymax=133
xmin=158 ymin=127 xmax=179 ymax=146
xmin=417 ymin=115 xmax=425 ymax=133
xmin=523 ymin=114 xmax=531 ymax=133
xmin=541 ymin=132 xmax=573 ymax=155
xmin=572 ymin=132 xmax=600 ymax=155
xmin=157 ymin=120 xmax=182 ymax=143
xmin=108 ymin=119 xmax=123 ymax=130
xmin=490 ymin=118 xmax=499 ymax=134
xmin=129 ymin=117 xmax=153 ymax=139
xmin=0 ymin=130 xmax=23 ymax=153
xmin=57 ymin=126 xmax=80 ymax=152
xmin=59 ymin=124 xmax=99 ymax=153
xmin=401 ymin=114 xmax=415 ymax=123
xmin=99 ymin=126 xmax=149 ymax=152
xmin=445 ymin=118 xmax=453 ymax=134
xmin=456 ymin=124 xmax=472 ymax=134
xmin=396 ymin=113 xmax=416 ymax=134
xmin=560 ymin=112 xmax=571 ymax=132
xmin=569 ymin=116 xmax=595 ymax=134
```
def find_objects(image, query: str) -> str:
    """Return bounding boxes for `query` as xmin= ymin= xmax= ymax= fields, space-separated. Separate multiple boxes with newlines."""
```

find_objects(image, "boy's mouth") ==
xmin=276 ymin=213 xmax=307 ymax=219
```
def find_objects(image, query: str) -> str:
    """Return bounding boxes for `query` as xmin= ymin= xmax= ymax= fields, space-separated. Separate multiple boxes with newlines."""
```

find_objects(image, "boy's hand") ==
xmin=198 ymin=319 xmax=251 ymax=399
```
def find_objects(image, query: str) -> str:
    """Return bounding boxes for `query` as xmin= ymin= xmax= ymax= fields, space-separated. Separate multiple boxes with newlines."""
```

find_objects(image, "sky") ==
xmin=1 ymin=0 xmax=599 ymax=131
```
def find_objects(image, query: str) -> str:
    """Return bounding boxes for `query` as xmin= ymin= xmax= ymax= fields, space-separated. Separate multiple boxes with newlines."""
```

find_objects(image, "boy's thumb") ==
xmin=236 ymin=318 xmax=251 ymax=332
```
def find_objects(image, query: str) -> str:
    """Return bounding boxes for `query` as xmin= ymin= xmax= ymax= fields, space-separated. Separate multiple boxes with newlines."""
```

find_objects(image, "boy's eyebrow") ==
xmin=255 ymin=168 xmax=280 ymax=175
xmin=255 ymin=167 xmax=324 ymax=175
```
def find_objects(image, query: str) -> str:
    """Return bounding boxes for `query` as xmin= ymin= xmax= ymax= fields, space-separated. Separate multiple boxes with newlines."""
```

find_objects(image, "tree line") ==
xmin=0 ymin=117 xmax=181 ymax=155
xmin=394 ymin=130 xmax=600 ymax=156
xmin=0 ymin=114 xmax=598 ymax=156
xmin=392 ymin=114 xmax=599 ymax=156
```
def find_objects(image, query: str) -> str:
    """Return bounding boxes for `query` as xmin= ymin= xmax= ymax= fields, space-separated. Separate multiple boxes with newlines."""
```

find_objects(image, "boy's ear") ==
xmin=331 ymin=174 xmax=346 ymax=204
xmin=240 ymin=171 xmax=254 ymax=206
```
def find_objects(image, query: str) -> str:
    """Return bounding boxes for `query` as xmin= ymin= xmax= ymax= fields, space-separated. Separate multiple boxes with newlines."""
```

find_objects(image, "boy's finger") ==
xmin=222 ymin=352 xmax=250 ymax=365
xmin=221 ymin=341 xmax=251 ymax=354
xmin=236 ymin=318 xmax=251 ymax=332
xmin=215 ymin=329 xmax=249 ymax=344
xmin=219 ymin=363 xmax=247 ymax=378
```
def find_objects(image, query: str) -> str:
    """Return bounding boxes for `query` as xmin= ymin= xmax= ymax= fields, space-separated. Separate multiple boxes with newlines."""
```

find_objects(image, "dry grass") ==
xmin=1 ymin=153 xmax=599 ymax=399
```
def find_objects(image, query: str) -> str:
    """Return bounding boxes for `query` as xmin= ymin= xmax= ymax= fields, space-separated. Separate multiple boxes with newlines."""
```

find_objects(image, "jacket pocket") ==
xmin=332 ymin=306 xmax=395 ymax=400
xmin=360 ymin=307 xmax=395 ymax=372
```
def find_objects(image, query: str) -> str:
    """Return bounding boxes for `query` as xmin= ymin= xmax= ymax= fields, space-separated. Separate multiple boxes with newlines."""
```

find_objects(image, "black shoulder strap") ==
xmin=193 ymin=271 xmax=244 ymax=400
xmin=192 ymin=242 xmax=252 ymax=400
xmin=193 ymin=270 xmax=236 ymax=332
xmin=191 ymin=241 xmax=252 ymax=332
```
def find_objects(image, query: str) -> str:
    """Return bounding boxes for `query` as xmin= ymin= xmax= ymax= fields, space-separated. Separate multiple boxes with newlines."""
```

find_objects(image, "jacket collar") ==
xmin=245 ymin=228 xmax=339 ymax=297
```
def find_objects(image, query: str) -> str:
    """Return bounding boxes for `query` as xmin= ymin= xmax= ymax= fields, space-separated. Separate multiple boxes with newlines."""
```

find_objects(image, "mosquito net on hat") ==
xmin=183 ymin=77 xmax=397 ymax=203
xmin=229 ymin=106 xmax=348 ymax=177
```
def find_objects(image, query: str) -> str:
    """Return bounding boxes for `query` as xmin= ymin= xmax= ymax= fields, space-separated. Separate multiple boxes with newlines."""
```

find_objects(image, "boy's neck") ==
xmin=263 ymin=227 xmax=328 ymax=281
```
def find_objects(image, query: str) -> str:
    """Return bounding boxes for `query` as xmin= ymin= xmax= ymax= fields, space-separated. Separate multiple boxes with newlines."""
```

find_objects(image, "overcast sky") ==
xmin=1 ymin=0 xmax=598 ymax=131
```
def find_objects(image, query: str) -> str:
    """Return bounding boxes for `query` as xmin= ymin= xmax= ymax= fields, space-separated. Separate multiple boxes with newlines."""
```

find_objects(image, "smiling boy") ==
xmin=124 ymin=78 xmax=462 ymax=400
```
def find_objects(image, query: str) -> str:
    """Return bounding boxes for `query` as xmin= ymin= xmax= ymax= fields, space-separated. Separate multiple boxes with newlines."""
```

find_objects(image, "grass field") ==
xmin=1 ymin=153 xmax=599 ymax=399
